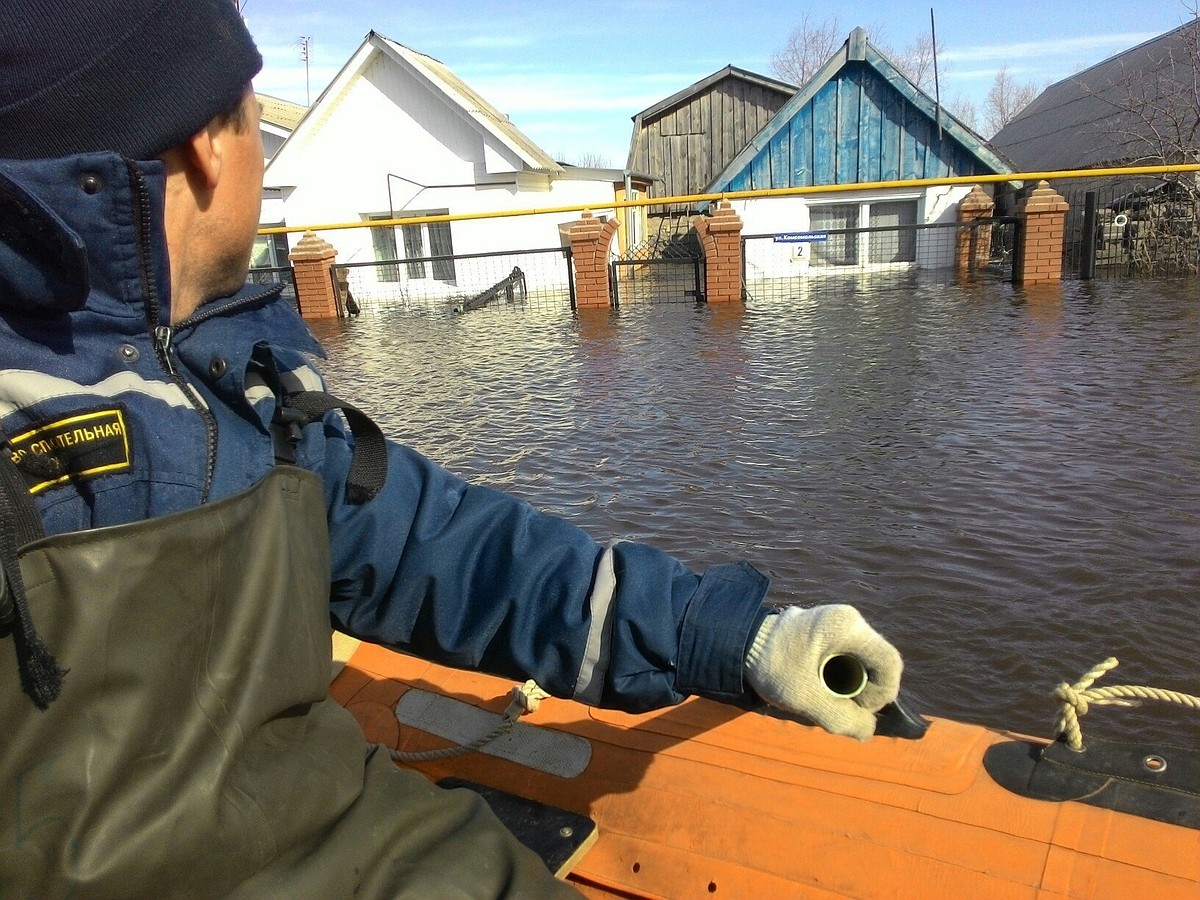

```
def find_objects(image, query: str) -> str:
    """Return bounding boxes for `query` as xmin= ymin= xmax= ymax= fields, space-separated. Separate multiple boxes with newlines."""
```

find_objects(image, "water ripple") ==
xmin=311 ymin=276 xmax=1200 ymax=748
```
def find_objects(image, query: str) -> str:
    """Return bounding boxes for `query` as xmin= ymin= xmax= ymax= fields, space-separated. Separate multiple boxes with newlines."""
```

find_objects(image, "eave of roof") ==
xmin=706 ymin=28 xmax=1012 ymax=192
xmin=633 ymin=65 xmax=797 ymax=122
xmin=265 ymin=31 xmax=564 ymax=184
xmin=256 ymin=92 xmax=308 ymax=131
xmin=373 ymin=33 xmax=562 ymax=175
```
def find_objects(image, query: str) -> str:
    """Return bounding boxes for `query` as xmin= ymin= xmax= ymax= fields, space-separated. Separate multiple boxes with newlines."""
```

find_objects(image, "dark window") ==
xmin=868 ymin=200 xmax=918 ymax=263
xmin=810 ymin=203 xmax=858 ymax=266
xmin=368 ymin=216 xmax=400 ymax=282
xmin=428 ymin=221 xmax=456 ymax=284
xmin=401 ymin=223 xmax=426 ymax=279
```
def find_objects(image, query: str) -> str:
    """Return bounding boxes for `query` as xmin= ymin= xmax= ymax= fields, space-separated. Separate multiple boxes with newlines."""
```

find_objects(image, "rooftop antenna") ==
xmin=298 ymin=36 xmax=312 ymax=105
xmin=930 ymin=8 xmax=943 ymax=141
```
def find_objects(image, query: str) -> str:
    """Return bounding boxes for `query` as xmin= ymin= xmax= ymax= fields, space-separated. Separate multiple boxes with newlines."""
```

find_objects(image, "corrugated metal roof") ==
xmin=374 ymin=34 xmax=562 ymax=175
xmin=992 ymin=21 xmax=1199 ymax=171
xmin=256 ymin=93 xmax=307 ymax=131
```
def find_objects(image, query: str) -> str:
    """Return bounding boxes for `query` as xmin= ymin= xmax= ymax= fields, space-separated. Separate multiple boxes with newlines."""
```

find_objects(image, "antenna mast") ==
xmin=299 ymin=36 xmax=312 ymax=105
xmin=930 ymin=8 xmax=942 ymax=141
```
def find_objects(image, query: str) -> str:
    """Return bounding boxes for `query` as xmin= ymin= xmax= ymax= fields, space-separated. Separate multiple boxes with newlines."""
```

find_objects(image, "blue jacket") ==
xmin=0 ymin=152 xmax=771 ymax=712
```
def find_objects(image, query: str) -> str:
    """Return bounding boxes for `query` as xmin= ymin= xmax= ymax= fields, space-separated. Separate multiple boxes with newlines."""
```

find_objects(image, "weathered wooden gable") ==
xmin=627 ymin=67 xmax=795 ymax=199
xmin=711 ymin=28 xmax=1010 ymax=194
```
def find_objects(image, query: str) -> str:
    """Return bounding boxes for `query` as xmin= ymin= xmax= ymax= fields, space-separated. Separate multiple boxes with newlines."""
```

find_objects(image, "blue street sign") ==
xmin=773 ymin=232 xmax=829 ymax=243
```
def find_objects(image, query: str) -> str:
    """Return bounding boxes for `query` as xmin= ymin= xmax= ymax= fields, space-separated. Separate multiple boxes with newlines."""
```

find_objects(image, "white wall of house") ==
xmin=736 ymin=184 xmax=977 ymax=281
xmin=264 ymin=49 xmax=625 ymax=302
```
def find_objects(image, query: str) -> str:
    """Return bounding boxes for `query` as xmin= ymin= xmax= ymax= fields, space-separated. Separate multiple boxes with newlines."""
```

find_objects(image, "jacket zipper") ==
xmin=124 ymin=160 xmax=219 ymax=503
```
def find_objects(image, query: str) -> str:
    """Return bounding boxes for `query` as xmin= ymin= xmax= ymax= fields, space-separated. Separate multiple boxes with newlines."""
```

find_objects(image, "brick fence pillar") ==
xmin=288 ymin=230 xmax=340 ymax=319
xmin=956 ymin=185 xmax=994 ymax=273
xmin=568 ymin=212 xmax=620 ymax=308
xmin=693 ymin=201 xmax=744 ymax=304
xmin=1015 ymin=181 xmax=1070 ymax=286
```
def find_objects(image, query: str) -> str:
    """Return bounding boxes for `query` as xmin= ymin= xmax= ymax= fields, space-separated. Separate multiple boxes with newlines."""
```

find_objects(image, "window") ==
xmin=810 ymin=204 xmax=858 ymax=266
xmin=868 ymin=200 xmax=917 ymax=264
xmin=401 ymin=223 xmax=425 ymax=279
xmin=366 ymin=210 xmax=457 ymax=285
xmin=808 ymin=198 xmax=919 ymax=268
xmin=427 ymin=221 xmax=456 ymax=283
xmin=367 ymin=215 xmax=400 ymax=283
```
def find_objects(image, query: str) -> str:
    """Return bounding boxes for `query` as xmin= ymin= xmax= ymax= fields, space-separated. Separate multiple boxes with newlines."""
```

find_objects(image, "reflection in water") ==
xmin=308 ymin=276 xmax=1200 ymax=748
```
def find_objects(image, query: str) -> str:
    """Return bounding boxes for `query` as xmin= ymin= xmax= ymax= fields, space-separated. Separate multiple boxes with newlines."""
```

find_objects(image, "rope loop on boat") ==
xmin=1053 ymin=657 xmax=1200 ymax=751
xmin=391 ymin=680 xmax=551 ymax=763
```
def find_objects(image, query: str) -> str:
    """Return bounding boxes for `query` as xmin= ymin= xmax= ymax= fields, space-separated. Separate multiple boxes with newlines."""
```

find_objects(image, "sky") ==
xmin=241 ymin=0 xmax=1197 ymax=166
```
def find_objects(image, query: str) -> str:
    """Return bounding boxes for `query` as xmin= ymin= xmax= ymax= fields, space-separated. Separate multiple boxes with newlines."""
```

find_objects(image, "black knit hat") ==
xmin=0 ymin=0 xmax=263 ymax=161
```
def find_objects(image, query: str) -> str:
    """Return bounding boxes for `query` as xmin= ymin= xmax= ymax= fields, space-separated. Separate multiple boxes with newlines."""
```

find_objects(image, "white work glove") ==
xmin=744 ymin=604 xmax=903 ymax=741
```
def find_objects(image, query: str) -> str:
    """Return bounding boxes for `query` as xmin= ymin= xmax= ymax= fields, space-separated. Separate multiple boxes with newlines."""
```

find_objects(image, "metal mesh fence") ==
xmin=1058 ymin=177 xmax=1200 ymax=279
xmin=331 ymin=246 xmax=574 ymax=316
xmin=609 ymin=215 xmax=706 ymax=305
xmin=611 ymin=258 xmax=705 ymax=305
xmin=245 ymin=265 xmax=298 ymax=311
xmin=742 ymin=218 xmax=1017 ymax=303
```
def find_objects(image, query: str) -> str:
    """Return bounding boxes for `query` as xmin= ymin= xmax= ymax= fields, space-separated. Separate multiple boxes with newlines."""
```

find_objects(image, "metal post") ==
xmin=1080 ymin=191 xmax=1097 ymax=280
xmin=565 ymin=249 xmax=577 ymax=311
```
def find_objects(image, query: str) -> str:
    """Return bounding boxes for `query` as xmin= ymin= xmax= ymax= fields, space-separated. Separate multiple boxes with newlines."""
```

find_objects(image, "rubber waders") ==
xmin=0 ymin=467 xmax=577 ymax=898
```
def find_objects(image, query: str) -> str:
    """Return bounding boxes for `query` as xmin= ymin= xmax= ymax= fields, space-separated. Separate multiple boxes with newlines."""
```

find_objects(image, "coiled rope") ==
xmin=391 ymin=679 xmax=551 ymax=763
xmin=1053 ymin=657 xmax=1200 ymax=751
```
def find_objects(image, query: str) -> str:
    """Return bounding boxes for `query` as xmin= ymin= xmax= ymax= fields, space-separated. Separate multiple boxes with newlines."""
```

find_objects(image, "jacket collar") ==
xmin=1 ymin=153 xmax=177 ymax=321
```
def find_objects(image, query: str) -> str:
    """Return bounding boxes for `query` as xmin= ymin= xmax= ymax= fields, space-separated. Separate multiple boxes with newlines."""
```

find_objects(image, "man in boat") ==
xmin=0 ymin=1 xmax=902 ymax=895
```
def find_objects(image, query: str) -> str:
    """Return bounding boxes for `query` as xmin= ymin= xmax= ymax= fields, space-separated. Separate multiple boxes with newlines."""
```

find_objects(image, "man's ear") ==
xmin=176 ymin=120 xmax=224 ymax=191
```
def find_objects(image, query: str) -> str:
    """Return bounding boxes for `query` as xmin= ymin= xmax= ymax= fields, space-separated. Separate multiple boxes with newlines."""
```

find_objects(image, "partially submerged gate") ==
xmin=610 ymin=214 xmax=704 ymax=305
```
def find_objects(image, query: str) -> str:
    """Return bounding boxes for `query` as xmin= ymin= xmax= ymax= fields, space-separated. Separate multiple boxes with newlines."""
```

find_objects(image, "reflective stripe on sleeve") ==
xmin=572 ymin=540 xmax=621 ymax=705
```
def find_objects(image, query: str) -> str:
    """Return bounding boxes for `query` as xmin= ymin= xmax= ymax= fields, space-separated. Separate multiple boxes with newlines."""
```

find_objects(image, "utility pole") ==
xmin=299 ymin=36 xmax=312 ymax=106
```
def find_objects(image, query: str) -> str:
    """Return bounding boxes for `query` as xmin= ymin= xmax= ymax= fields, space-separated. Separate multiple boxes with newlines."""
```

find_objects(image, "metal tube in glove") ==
xmin=744 ymin=604 xmax=903 ymax=741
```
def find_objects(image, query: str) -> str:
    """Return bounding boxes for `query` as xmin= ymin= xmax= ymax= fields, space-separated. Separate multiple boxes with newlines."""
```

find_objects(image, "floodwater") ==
xmin=309 ymin=273 xmax=1199 ymax=750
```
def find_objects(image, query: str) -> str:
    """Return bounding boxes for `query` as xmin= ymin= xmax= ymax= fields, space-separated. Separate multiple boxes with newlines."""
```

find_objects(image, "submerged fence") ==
xmin=742 ymin=217 xmax=1019 ymax=303
xmin=328 ymin=246 xmax=574 ymax=317
xmin=1058 ymin=178 xmax=1200 ymax=279
xmin=250 ymin=165 xmax=1199 ymax=319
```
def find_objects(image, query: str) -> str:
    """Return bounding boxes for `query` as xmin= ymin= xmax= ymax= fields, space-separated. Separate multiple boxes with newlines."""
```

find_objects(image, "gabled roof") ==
xmin=256 ymin=93 xmax=307 ymax=131
xmin=707 ymin=28 xmax=1011 ymax=192
xmin=373 ymin=34 xmax=561 ymax=174
xmin=991 ymin=21 xmax=1199 ymax=172
xmin=266 ymin=30 xmax=561 ymax=181
xmin=632 ymin=65 xmax=796 ymax=122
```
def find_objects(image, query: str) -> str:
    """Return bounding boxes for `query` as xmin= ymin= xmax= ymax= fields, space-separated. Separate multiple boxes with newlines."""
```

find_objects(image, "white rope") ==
xmin=1053 ymin=657 xmax=1200 ymax=751
xmin=391 ymin=680 xmax=551 ymax=763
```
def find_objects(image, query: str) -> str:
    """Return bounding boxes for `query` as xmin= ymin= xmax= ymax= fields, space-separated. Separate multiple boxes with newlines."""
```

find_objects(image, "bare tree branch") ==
xmin=983 ymin=67 xmax=1040 ymax=137
xmin=770 ymin=13 xmax=843 ymax=86
xmin=771 ymin=17 xmax=947 ymax=94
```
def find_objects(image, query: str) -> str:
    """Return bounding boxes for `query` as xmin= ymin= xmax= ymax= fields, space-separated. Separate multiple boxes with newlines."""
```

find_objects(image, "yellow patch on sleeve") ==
xmin=9 ymin=408 xmax=132 ymax=494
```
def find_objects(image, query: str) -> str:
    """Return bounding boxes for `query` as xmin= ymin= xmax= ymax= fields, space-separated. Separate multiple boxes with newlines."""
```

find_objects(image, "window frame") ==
xmin=806 ymin=195 xmax=921 ymax=270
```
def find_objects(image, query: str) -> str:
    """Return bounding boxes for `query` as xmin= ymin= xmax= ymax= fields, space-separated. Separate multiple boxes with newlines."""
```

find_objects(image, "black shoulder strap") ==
xmin=0 ymin=432 xmax=66 ymax=709
xmin=272 ymin=391 xmax=388 ymax=504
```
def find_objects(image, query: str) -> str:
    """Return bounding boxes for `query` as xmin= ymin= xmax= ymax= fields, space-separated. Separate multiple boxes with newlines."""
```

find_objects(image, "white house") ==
xmin=264 ymin=32 xmax=648 ymax=303
xmin=254 ymin=93 xmax=308 ymax=270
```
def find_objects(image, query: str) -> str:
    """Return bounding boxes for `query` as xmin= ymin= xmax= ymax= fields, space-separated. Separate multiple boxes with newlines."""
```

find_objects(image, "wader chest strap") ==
xmin=272 ymin=390 xmax=387 ymax=503
xmin=0 ymin=430 xmax=65 ymax=708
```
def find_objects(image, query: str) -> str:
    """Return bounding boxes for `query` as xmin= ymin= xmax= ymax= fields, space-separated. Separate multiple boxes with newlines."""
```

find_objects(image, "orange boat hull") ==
xmin=332 ymin=642 xmax=1199 ymax=899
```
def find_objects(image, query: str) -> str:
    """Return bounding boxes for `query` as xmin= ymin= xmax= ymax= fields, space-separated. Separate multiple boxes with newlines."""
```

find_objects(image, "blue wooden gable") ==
xmin=710 ymin=29 xmax=1011 ymax=193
